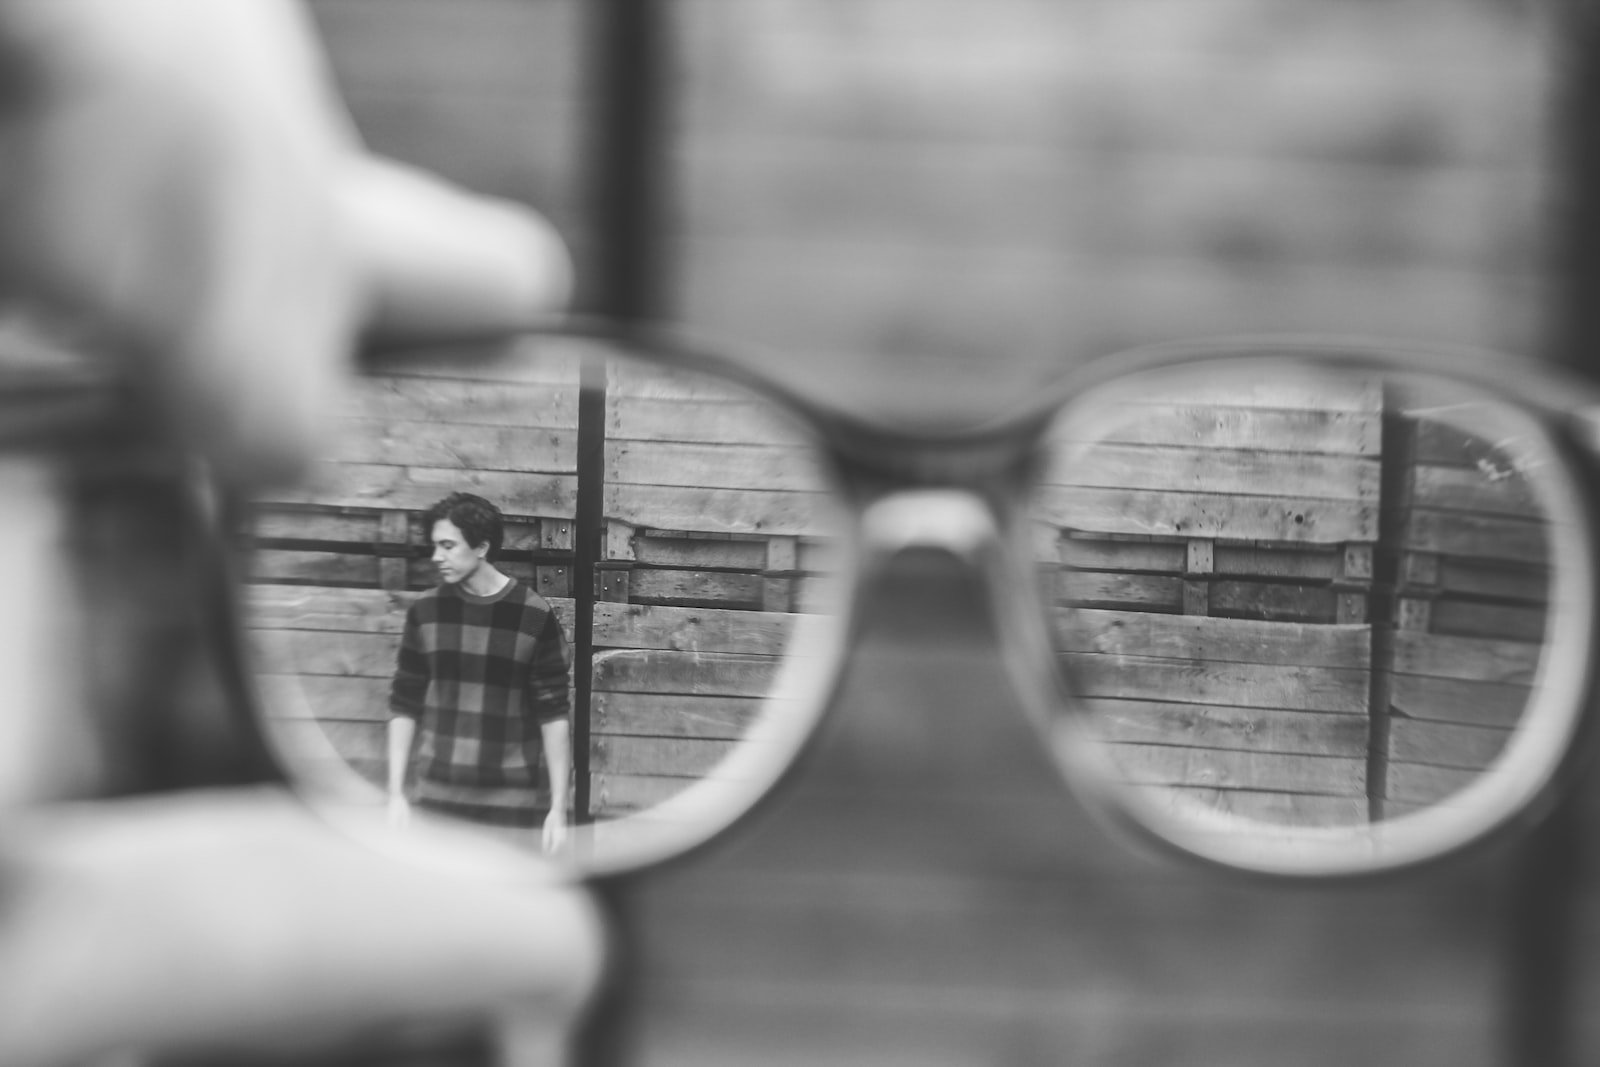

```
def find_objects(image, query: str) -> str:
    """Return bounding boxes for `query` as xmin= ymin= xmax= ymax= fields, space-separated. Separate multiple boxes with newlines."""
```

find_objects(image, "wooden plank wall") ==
xmin=301 ymin=2 xmax=1568 ymax=1066
xmin=1380 ymin=409 xmax=1549 ymax=814
xmin=1041 ymin=377 xmax=1383 ymax=823
xmin=590 ymin=359 xmax=834 ymax=816
xmin=249 ymin=356 xmax=582 ymax=598
xmin=245 ymin=352 xmax=836 ymax=822
xmin=245 ymin=349 xmax=583 ymax=795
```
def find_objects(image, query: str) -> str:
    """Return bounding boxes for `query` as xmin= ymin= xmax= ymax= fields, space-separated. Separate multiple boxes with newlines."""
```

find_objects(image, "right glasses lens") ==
xmin=1030 ymin=354 xmax=1591 ymax=872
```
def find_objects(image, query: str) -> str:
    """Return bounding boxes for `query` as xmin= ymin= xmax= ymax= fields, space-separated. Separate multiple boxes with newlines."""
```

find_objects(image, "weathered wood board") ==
xmin=1058 ymin=608 xmax=1374 ymax=823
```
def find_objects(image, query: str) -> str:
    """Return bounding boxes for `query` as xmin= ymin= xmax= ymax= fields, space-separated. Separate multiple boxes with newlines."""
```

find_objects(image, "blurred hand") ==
xmin=387 ymin=792 xmax=412 ymax=834
xmin=0 ymin=2 xmax=594 ymax=1064
xmin=543 ymin=807 xmax=569 ymax=855
xmin=0 ymin=792 xmax=604 ymax=1066
xmin=0 ymin=0 xmax=572 ymax=483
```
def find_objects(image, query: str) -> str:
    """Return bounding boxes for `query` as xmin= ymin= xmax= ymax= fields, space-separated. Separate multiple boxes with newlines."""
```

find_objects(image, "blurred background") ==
xmin=304 ymin=1 xmax=1590 ymax=1064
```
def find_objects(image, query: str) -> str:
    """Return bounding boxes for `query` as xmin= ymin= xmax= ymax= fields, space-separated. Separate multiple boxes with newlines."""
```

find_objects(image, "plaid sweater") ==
xmin=389 ymin=579 xmax=570 ymax=825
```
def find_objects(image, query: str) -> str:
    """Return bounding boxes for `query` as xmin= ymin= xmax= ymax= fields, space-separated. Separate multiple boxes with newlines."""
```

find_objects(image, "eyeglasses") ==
xmin=206 ymin=319 xmax=1598 ymax=883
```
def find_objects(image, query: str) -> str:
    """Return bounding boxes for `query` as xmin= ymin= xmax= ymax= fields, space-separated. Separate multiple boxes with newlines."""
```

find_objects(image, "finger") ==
xmin=341 ymin=156 xmax=574 ymax=342
xmin=0 ymin=0 xmax=361 ymax=484
xmin=0 ymin=789 xmax=606 ymax=1066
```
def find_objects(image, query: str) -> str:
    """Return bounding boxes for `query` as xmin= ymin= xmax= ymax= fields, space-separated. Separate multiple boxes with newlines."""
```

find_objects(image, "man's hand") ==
xmin=387 ymin=793 xmax=412 ymax=833
xmin=542 ymin=807 xmax=569 ymax=854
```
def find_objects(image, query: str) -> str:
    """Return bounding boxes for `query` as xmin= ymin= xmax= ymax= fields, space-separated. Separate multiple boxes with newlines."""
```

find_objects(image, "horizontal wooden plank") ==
xmin=628 ymin=568 xmax=768 ymax=608
xmin=592 ymin=602 xmax=799 ymax=656
xmin=1057 ymin=538 xmax=1351 ymax=581
xmin=1390 ymin=630 xmax=1541 ymax=684
xmin=250 ymin=549 xmax=380 ymax=587
xmin=1062 ymin=653 xmax=1369 ymax=714
xmin=604 ymin=484 xmax=838 ymax=537
xmin=249 ymin=509 xmax=382 ymax=545
xmin=1041 ymin=442 xmax=1379 ymax=502
xmin=1088 ymin=376 xmax=1382 ymax=414
xmin=589 ymin=772 xmax=694 ymax=817
xmin=1436 ymin=557 xmax=1550 ymax=603
xmin=1388 ymin=673 xmax=1533 ymax=729
xmin=267 ymin=463 xmax=577 ymax=516
xmin=1081 ymin=697 xmax=1369 ymax=757
xmin=608 ymin=440 xmax=830 ymax=493
xmin=1058 ymin=538 xmax=1187 ymax=573
xmin=592 ymin=692 xmax=771 ymax=740
xmin=1051 ymin=404 xmax=1379 ymax=456
xmin=1403 ymin=508 xmax=1549 ymax=566
xmin=328 ymin=418 xmax=576 ymax=473
xmin=609 ymin=395 xmax=817 ymax=446
xmin=255 ymin=674 xmax=390 ymax=723
xmin=1057 ymin=572 xmax=1341 ymax=621
xmin=246 ymin=585 xmax=415 ymax=633
xmin=1429 ymin=600 xmax=1548 ymax=643
xmin=1210 ymin=581 xmax=1339 ymax=623
xmin=335 ymin=374 xmax=579 ymax=428
xmin=1388 ymin=719 xmax=1510 ymax=771
xmin=592 ymin=648 xmax=784 ymax=699
xmin=1058 ymin=571 xmax=1183 ymax=612
xmin=1163 ymin=787 xmax=1370 ymax=828
xmin=1215 ymin=544 xmax=1349 ymax=580
xmin=626 ymin=532 xmax=834 ymax=574
xmin=632 ymin=535 xmax=769 ymax=570
xmin=250 ymin=629 xmax=398 ymax=679
xmin=1410 ymin=463 xmax=1541 ymax=518
xmin=591 ymin=734 xmax=738 ymax=777
xmin=1385 ymin=762 xmax=1480 ymax=806
xmin=1036 ymin=486 xmax=1378 ymax=543
xmin=1104 ymin=742 xmax=1366 ymax=795
xmin=1056 ymin=610 xmax=1370 ymax=669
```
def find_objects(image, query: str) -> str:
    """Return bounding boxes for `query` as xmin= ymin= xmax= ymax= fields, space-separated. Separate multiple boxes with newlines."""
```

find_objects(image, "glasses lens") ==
xmin=242 ymin=333 xmax=847 ymax=877
xmin=1031 ymin=355 xmax=1591 ymax=874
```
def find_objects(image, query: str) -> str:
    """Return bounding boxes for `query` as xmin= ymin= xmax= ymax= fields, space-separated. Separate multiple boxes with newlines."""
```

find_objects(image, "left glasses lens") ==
xmin=240 ymin=333 xmax=849 ymax=878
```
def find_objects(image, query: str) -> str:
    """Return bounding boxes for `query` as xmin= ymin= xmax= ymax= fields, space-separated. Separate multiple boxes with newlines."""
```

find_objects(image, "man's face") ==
xmin=431 ymin=518 xmax=488 ymax=585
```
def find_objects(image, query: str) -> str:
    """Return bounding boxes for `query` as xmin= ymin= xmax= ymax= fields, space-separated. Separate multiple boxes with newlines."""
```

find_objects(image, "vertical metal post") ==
xmin=1501 ymin=5 xmax=1599 ymax=1066
xmin=568 ymin=1 xmax=669 ymax=1065
xmin=573 ymin=367 xmax=605 ymax=829
xmin=571 ymin=0 xmax=670 ymax=828
xmin=1362 ymin=390 xmax=1413 ymax=825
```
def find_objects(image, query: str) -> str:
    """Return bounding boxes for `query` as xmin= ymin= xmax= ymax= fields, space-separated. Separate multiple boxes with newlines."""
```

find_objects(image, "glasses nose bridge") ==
xmin=858 ymin=488 xmax=1006 ymax=567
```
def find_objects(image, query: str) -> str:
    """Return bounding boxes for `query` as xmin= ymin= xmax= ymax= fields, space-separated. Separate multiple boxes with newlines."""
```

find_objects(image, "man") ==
xmin=388 ymin=492 xmax=573 ymax=853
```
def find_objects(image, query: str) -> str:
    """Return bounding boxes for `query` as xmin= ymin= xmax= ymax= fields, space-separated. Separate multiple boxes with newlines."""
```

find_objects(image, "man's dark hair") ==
xmin=423 ymin=492 xmax=504 ymax=558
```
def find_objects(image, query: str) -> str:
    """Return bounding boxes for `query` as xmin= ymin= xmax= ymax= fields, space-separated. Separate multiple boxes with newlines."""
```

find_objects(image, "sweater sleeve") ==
xmin=527 ymin=608 xmax=572 ymax=724
xmin=389 ymin=601 xmax=429 ymax=720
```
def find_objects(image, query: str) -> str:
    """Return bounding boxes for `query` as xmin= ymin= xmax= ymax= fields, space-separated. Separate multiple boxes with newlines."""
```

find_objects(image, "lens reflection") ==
xmin=243 ymin=335 xmax=842 ymax=873
xmin=1035 ymin=362 xmax=1562 ymax=836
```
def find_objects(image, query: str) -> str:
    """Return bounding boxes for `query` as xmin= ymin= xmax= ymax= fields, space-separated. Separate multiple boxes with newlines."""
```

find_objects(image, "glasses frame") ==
xmin=233 ymin=320 xmax=1600 ymax=883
